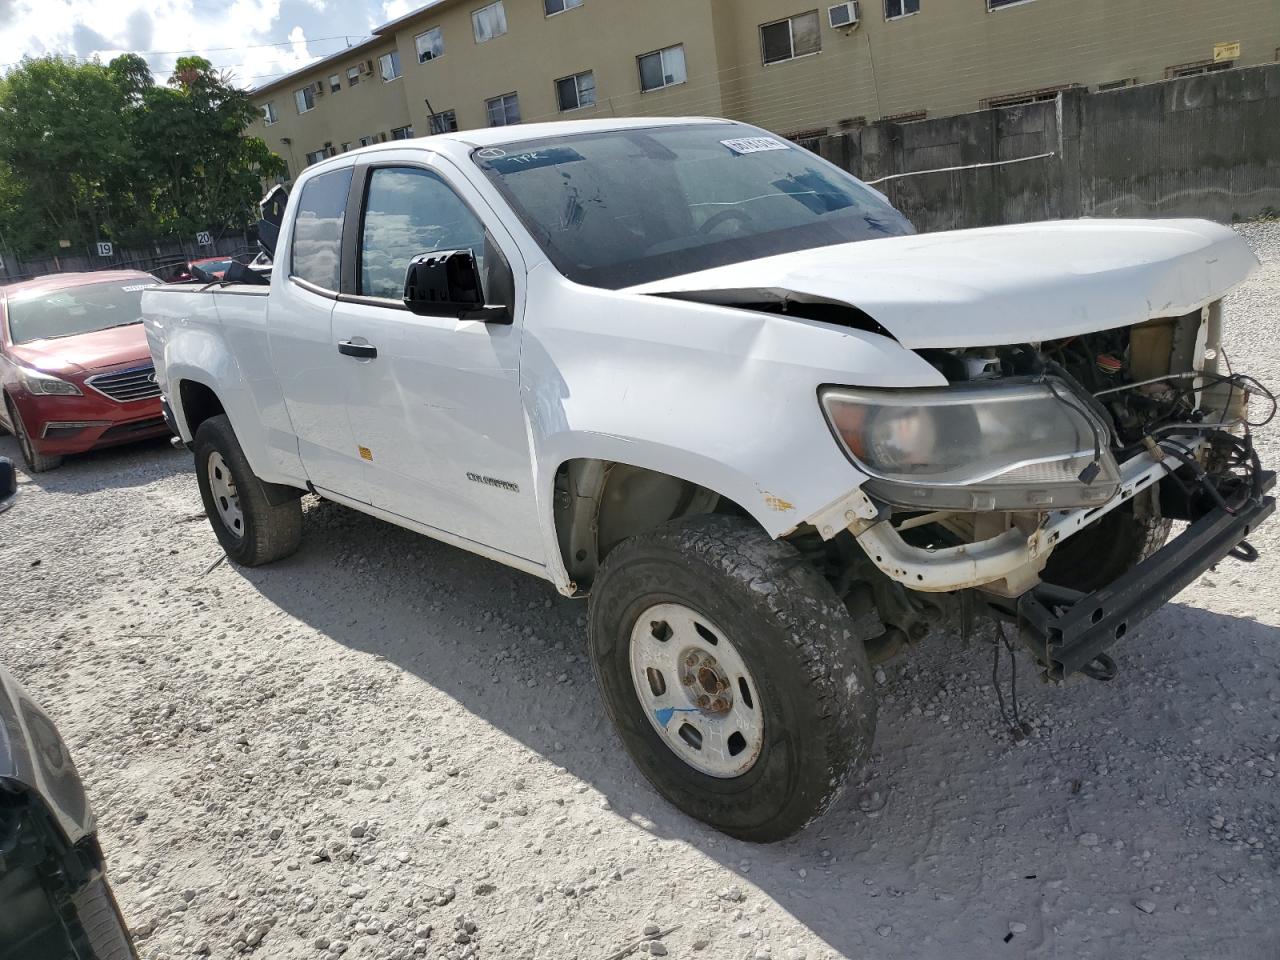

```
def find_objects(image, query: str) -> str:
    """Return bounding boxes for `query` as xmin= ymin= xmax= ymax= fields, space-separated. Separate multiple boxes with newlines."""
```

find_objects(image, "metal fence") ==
xmin=0 ymin=232 xmax=258 ymax=286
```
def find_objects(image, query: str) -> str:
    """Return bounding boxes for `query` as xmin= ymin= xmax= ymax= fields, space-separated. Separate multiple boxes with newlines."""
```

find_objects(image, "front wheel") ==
xmin=5 ymin=396 xmax=62 ymax=473
xmin=194 ymin=415 xmax=302 ymax=566
xmin=588 ymin=514 xmax=877 ymax=842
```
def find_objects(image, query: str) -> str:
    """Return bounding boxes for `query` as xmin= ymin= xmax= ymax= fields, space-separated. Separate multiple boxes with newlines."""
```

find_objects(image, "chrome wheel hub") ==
xmin=207 ymin=451 xmax=244 ymax=539
xmin=629 ymin=602 xmax=765 ymax=778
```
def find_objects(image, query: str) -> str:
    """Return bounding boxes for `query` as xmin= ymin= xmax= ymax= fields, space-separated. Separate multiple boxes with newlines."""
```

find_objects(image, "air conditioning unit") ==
xmin=828 ymin=1 xmax=860 ymax=28
xmin=312 ymin=81 xmax=325 ymax=96
xmin=357 ymin=59 xmax=373 ymax=75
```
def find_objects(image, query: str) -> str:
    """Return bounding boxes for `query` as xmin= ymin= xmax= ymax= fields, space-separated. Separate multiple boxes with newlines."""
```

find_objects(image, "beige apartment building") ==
xmin=248 ymin=0 xmax=1279 ymax=180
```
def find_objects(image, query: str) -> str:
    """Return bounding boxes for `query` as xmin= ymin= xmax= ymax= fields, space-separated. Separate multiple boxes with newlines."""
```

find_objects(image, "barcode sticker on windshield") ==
xmin=721 ymin=137 xmax=790 ymax=156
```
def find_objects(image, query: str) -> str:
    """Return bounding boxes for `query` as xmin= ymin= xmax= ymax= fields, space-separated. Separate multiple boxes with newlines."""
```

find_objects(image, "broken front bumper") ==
xmin=1013 ymin=470 xmax=1275 ymax=680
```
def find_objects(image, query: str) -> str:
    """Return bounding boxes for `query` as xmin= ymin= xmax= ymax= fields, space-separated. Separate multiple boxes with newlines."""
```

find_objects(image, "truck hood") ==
xmin=8 ymin=322 xmax=151 ymax=377
xmin=627 ymin=219 xmax=1258 ymax=348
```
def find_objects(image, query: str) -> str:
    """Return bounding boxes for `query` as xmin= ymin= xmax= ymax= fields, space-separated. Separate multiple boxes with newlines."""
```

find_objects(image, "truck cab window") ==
xmin=290 ymin=168 xmax=353 ymax=292
xmin=359 ymin=167 xmax=487 ymax=300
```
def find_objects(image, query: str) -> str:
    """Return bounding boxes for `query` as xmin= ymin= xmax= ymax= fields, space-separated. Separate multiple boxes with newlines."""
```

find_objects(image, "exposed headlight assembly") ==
xmin=19 ymin=367 xmax=82 ymax=397
xmin=820 ymin=379 xmax=1121 ymax=511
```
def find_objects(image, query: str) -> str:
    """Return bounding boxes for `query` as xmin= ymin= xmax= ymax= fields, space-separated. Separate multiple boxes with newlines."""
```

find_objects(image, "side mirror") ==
xmin=403 ymin=249 xmax=510 ymax=323
xmin=257 ymin=184 xmax=289 ymax=260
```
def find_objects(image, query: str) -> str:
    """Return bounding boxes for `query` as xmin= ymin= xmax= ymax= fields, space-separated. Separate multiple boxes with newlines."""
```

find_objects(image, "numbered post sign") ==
xmin=196 ymin=231 xmax=213 ymax=246
xmin=96 ymin=242 xmax=113 ymax=257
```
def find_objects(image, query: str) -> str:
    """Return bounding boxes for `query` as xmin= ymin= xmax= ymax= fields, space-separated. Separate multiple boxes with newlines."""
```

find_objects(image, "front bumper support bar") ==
xmin=1015 ymin=470 xmax=1275 ymax=680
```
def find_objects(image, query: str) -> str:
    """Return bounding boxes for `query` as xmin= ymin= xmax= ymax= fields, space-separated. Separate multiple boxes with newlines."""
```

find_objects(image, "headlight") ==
xmin=19 ymin=367 xmax=82 ymax=397
xmin=820 ymin=379 xmax=1121 ymax=511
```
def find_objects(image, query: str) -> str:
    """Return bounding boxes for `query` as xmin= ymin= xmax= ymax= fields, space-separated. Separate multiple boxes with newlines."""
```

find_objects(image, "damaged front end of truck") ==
xmin=806 ymin=300 xmax=1275 ymax=681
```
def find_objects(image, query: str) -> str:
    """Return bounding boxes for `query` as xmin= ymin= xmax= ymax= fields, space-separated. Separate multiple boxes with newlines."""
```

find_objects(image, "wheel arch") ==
xmin=551 ymin=456 xmax=757 ymax=591
xmin=176 ymin=378 xmax=226 ymax=439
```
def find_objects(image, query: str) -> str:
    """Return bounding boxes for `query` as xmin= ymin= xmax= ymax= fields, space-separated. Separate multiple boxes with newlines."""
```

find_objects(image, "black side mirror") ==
xmin=257 ymin=184 xmax=290 ymax=260
xmin=403 ymin=249 xmax=510 ymax=323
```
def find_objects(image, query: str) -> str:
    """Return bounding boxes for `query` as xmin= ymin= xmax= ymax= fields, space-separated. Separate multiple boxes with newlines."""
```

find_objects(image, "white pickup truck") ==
xmin=143 ymin=117 xmax=1274 ymax=841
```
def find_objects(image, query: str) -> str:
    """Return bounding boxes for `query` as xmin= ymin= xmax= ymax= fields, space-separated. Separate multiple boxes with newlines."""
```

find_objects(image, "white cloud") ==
xmin=381 ymin=0 xmax=414 ymax=20
xmin=0 ymin=0 xmax=358 ymax=90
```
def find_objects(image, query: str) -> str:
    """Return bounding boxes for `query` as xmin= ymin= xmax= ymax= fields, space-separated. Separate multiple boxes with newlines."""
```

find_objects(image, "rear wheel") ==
xmin=5 ymin=396 xmax=62 ymax=473
xmin=194 ymin=415 xmax=302 ymax=566
xmin=588 ymin=514 xmax=877 ymax=842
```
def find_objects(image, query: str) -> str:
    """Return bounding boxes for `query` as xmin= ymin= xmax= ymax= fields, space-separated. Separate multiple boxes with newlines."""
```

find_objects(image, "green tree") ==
xmin=0 ymin=53 xmax=284 ymax=259
xmin=0 ymin=55 xmax=140 ymax=256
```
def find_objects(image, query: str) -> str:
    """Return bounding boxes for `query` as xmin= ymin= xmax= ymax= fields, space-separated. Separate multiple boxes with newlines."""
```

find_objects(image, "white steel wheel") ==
xmin=629 ymin=602 xmax=765 ymax=779
xmin=207 ymin=450 xmax=244 ymax=539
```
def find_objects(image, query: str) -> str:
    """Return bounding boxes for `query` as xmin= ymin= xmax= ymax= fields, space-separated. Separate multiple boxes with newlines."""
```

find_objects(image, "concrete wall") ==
xmin=814 ymin=63 xmax=1280 ymax=231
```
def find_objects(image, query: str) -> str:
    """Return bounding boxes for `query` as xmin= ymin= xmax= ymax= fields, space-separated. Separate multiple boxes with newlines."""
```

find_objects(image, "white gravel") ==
xmin=2 ymin=221 xmax=1278 ymax=960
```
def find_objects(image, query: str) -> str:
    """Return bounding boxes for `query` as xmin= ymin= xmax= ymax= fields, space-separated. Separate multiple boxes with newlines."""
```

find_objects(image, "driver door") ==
xmin=330 ymin=156 xmax=543 ymax=564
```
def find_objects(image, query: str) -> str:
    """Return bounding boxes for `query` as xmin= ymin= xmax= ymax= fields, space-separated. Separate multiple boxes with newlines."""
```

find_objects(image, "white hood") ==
xmin=628 ymin=219 xmax=1258 ymax=348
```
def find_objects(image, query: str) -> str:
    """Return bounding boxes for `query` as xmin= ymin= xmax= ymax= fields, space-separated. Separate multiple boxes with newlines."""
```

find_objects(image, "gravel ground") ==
xmin=2 ymin=222 xmax=1278 ymax=960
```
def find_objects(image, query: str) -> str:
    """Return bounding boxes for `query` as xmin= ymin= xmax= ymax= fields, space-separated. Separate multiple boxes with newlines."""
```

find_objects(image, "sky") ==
xmin=0 ymin=0 xmax=430 ymax=91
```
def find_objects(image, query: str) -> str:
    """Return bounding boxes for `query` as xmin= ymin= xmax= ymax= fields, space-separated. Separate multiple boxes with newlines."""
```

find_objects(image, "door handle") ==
xmin=338 ymin=340 xmax=378 ymax=359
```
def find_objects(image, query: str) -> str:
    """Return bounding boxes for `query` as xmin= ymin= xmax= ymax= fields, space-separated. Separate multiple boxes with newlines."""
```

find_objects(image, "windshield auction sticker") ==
xmin=721 ymin=137 xmax=791 ymax=156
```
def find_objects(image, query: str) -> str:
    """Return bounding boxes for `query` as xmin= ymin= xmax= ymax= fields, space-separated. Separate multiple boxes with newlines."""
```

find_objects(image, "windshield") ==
xmin=474 ymin=123 xmax=913 ymax=289
xmin=5 ymin=279 xmax=156 ymax=344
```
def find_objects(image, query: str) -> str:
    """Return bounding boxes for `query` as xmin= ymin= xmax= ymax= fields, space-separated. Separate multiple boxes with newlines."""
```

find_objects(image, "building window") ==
xmin=760 ymin=11 xmax=821 ymax=65
xmin=379 ymin=50 xmax=402 ymax=81
xmin=473 ymin=2 xmax=507 ymax=43
xmin=1165 ymin=59 xmax=1233 ymax=79
xmin=885 ymin=0 xmax=918 ymax=18
xmin=544 ymin=0 xmax=583 ymax=14
xmin=328 ymin=74 xmax=341 ymax=93
xmin=391 ymin=125 xmax=415 ymax=140
xmin=882 ymin=109 xmax=926 ymax=122
xmin=262 ymin=101 xmax=278 ymax=125
xmin=347 ymin=65 xmax=361 ymax=86
xmin=416 ymin=26 xmax=444 ymax=63
xmin=486 ymin=92 xmax=521 ymax=126
xmin=982 ymin=83 xmax=1076 ymax=109
xmin=638 ymin=44 xmax=687 ymax=92
xmin=556 ymin=70 xmax=596 ymax=111
xmin=987 ymin=0 xmax=1031 ymax=8
xmin=294 ymin=86 xmax=315 ymax=114
xmin=429 ymin=110 xmax=459 ymax=134
xmin=359 ymin=135 xmax=376 ymax=147
xmin=1096 ymin=78 xmax=1136 ymax=91
xmin=304 ymin=148 xmax=327 ymax=166
xmin=341 ymin=142 xmax=352 ymax=152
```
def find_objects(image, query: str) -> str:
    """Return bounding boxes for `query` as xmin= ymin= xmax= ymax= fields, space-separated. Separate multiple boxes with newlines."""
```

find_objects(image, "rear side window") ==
xmin=291 ymin=168 xmax=353 ymax=291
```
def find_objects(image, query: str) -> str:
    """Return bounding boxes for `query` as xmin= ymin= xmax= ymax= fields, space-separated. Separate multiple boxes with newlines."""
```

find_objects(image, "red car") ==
xmin=0 ymin=271 xmax=171 ymax=472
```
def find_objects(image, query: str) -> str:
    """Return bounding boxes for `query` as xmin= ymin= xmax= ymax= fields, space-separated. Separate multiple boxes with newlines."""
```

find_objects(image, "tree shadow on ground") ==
xmin=238 ymin=497 xmax=1279 ymax=960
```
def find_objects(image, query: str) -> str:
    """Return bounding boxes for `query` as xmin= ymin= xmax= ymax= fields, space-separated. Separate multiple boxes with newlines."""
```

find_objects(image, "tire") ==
xmin=1041 ymin=501 xmax=1171 ymax=593
xmin=5 ymin=395 xmax=63 ymax=473
xmin=587 ymin=514 xmax=877 ymax=842
xmin=193 ymin=415 xmax=302 ymax=566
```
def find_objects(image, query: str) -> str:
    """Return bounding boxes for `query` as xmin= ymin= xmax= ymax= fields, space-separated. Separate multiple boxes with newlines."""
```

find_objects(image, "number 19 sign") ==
xmin=96 ymin=242 xmax=113 ymax=257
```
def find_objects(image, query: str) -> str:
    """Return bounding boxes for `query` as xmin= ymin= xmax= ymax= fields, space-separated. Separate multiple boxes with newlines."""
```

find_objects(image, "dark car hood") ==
xmin=0 ymin=664 xmax=94 ymax=844
xmin=8 ymin=322 xmax=151 ymax=377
